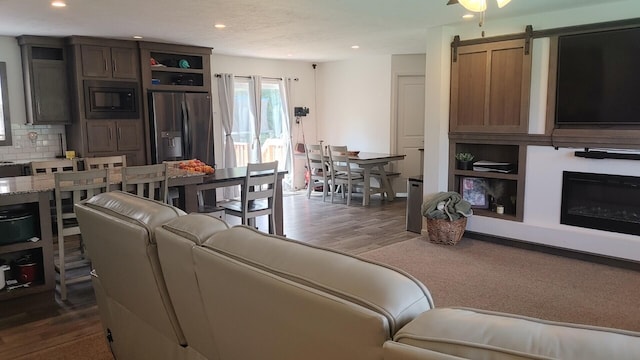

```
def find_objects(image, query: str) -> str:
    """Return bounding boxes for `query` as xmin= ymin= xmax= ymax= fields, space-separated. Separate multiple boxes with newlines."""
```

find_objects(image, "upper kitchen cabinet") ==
xmin=17 ymin=36 xmax=71 ymax=125
xmin=450 ymin=36 xmax=532 ymax=134
xmin=80 ymin=45 xmax=138 ymax=79
xmin=67 ymin=37 xmax=139 ymax=80
xmin=138 ymin=41 xmax=212 ymax=92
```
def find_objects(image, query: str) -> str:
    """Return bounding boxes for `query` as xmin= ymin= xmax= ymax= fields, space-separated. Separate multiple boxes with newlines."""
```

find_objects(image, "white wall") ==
xmin=391 ymin=54 xmax=425 ymax=75
xmin=210 ymin=53 xmax=432 ymax=193
xmin=315 ymin=56 xmax=392 ymax=152
xmin=210 ymin=54 xmax=316 ymax=190
xmin=424 ymin=0 xmax=640 ymax=261
xmin=424 ymin=26 xmax=455 ymax=195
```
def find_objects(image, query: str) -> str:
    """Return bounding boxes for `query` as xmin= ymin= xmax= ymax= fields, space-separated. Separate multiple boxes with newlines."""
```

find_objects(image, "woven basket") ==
xmin=425 ymin=217 xmax=467 ymax=245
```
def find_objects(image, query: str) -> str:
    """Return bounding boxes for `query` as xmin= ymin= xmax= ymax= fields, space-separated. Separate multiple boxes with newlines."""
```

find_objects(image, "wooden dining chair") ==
xmin=121 ymin=163 xmax=169 ymax=203
xmin=31 ymin=159 xmax=80 ymax=222
xmin=221 ymin=161 xmax=279 ymax=234
xmin=54 ymin=168 xmax=110 ymax=300
xmin=327 ymin=145 xmax=365 ymax=206
xmin=30 ymin=158 xmax=78 ymax=175
xmin=305 ymin=143 xmax=329 ymax=201
xmin=83 ymin=155 xmax=127 ymax=170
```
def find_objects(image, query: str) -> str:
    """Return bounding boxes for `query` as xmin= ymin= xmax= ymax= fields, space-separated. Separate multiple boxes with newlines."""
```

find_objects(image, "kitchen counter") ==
xmin=0 ymin=167 xmax=205 ymax=196
xmin=0 ymin=158 xmax=59 ymax=166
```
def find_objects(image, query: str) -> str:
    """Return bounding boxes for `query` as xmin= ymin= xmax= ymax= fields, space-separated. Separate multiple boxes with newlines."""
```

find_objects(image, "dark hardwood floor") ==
xmin=0 ymin=190 xmax=416 ymax=358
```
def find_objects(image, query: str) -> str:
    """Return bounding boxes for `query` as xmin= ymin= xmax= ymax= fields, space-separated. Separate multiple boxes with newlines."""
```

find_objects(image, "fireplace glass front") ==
xmin=561 ymin=171 xmax=640 ymax=236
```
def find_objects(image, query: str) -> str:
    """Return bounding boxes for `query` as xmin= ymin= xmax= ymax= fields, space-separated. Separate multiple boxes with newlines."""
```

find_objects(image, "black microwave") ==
xmin=84 ymin=80 xmax=139 ymax=119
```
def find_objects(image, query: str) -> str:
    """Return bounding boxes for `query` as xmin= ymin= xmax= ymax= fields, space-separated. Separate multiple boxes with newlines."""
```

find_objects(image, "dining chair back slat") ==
xmin=121 ymin=163 xmax=169 ymax=203
xmin=83 ymin=155 xmax=127 ymax=170
xmin=221 ymin=161 xmax=279 ymax=234
xmin=31 ymin=158 xmax=78 ymax=175
xmin=305 ymin=144 xmax=329 ymax=201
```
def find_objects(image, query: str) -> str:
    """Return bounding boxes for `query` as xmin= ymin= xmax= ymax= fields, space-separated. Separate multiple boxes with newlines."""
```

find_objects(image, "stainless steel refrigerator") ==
xmin=149 ymin=92 xmax=214 ymax=166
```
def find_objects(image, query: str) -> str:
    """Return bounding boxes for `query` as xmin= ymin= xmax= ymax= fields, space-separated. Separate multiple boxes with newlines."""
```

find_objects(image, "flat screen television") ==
xmin=555 ymin=27 xmax=640 ymax=126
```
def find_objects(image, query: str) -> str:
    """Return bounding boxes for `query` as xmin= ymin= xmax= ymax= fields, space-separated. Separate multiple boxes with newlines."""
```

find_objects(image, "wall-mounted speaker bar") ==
xmin=574 ymin=150 xmax=640 ymax=160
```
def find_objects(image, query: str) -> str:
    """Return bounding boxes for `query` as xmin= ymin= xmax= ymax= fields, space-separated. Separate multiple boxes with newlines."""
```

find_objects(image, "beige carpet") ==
xmin=360 ymin=237 xmax=640 ymax=332
xmin=14 ymin=332 xmax=113 ymax=360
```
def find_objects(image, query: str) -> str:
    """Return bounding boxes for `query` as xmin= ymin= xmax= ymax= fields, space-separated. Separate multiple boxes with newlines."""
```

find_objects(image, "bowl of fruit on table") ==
xmin=178 ymin=159 xmax=215 ymax=174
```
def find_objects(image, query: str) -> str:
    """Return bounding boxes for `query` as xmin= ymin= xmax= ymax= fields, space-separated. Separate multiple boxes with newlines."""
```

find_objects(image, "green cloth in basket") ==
xmin=421 ymin=191 xmax=472 ymax=221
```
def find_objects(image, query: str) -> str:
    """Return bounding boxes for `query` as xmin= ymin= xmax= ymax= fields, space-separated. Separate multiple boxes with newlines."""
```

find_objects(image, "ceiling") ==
xmin=0 ymin=0 xmax=622 ymax=62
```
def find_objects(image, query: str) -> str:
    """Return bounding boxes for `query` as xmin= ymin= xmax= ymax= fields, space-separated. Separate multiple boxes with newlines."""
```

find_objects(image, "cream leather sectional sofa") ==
xmin=75 ymin=191 xmax=640 ymax=360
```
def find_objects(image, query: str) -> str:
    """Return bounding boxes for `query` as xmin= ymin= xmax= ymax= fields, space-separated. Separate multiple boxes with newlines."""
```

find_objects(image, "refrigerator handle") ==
xmin=182 ymin=100 xmax=191 ymax=159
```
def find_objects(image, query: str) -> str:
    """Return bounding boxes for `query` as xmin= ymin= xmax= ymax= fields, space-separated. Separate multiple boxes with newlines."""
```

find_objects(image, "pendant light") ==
xmin=457 ymin=0 xmax=486 ymax=12
xmin=456 ymin=0 xmax=512 ymax=12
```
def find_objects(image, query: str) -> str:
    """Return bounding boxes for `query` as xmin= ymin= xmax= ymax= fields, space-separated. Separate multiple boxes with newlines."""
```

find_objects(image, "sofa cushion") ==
xmin=201 ymin=225 xmax=434 ymax=335
xmin=187 ymin=225 xmax=433 ymax=359
xmin=80 ymin=190 xmax=186 ymax=240
xmin=393 ymin=307 xmax=640 ymax=360
xmin=75 ymin=191 xmax=187 ymax=346
xmin=156 ymin=213 xmax=231 ymax=360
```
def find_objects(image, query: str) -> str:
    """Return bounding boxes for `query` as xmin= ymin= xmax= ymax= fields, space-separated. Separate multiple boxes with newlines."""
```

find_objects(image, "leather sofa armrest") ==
xmin=392 ymin=307 xmax=640 ymax=360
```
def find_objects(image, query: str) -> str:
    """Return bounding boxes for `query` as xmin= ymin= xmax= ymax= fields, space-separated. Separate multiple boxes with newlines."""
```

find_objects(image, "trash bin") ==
xmin=406 ymin=176 xmax=423 ymax=233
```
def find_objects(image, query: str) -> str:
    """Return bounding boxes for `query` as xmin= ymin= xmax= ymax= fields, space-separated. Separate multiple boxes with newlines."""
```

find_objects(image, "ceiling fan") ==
xmin=447 ymin=0 xmax=512 ymax=12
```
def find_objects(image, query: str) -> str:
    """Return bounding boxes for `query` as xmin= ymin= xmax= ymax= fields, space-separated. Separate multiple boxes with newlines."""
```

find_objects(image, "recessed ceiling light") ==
xmin=287 ymin=54 xmax=293 ymax=57
xmin=51 ymin=1 xmax=66 ymax=7
xmin=462 ymin=14 xmax=475 ymax=19
xmin=133 ymin=35 xmax=143 ymax=39
xmin=351 ymin=45 xmax=360 ymax=49
xmin=214 ymin=24 xmax=226 ymax=29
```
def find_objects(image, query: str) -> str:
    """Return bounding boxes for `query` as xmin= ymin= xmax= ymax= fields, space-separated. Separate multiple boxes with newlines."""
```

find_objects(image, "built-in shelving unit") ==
xmin=449 ymin=141 xmax=527 ymax=222
xmin=449 ymin=34 xmax=532 ymax=222
xmin=0 ymin=192 xmax=54 ymax=301
xmin=139 ymin=42 xmax=211 ymax=93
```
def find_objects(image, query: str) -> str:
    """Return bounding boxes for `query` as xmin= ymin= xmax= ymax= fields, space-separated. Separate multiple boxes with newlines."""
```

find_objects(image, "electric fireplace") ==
xmin=561 ymin=171 xmax=640 ymax=236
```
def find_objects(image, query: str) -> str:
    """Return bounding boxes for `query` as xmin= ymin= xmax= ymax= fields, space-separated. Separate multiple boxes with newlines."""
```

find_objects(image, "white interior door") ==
xmin=393 ymin=74 xmax=425 ymax=196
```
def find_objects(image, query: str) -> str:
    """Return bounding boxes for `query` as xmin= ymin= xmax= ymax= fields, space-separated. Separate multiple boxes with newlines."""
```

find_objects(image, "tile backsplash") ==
xmin=0 ymin=123 xmax=65 ymax=161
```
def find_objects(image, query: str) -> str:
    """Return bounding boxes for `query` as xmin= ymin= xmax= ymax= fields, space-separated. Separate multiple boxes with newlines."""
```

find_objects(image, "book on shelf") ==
xmin=472 ymin=160 xmax=514 ymax=173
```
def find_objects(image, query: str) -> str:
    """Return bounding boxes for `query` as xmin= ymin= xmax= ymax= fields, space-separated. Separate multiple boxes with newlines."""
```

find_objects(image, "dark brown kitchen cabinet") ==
xmin=17 ymin=36 xmax=71 ymax=125
xmin=80 ymin=45 xmax=138 ymax=79
xmin=66 ymin=37 xmax=145 ymax=165
xmin=116 ymin=121 xmax=144 ymax=151
xmin=86 ymin=120 xmax=143 ymax=153
xmin=85 ymin=120 xmax=144 ymax=165
xmin=450 ymin=38 xmax=532 ymax=134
